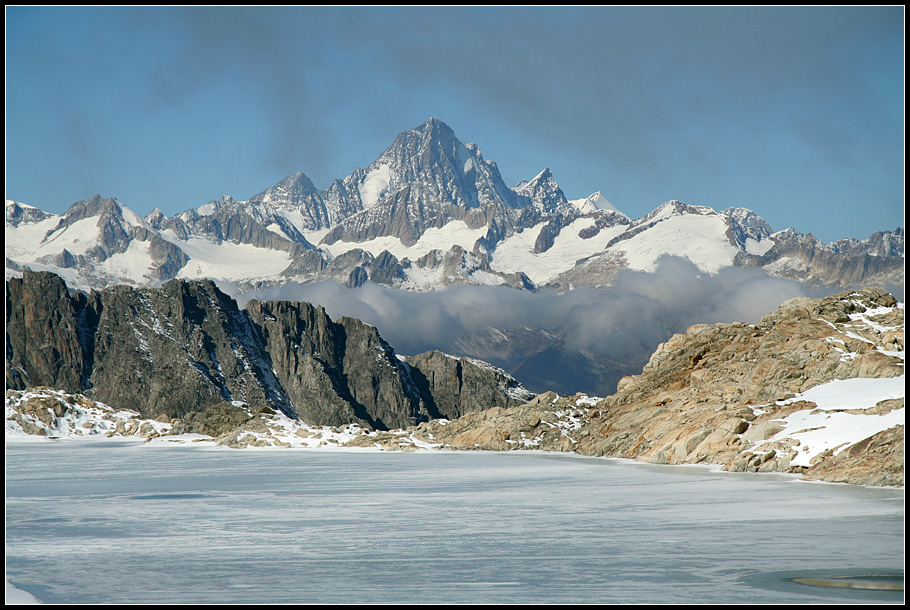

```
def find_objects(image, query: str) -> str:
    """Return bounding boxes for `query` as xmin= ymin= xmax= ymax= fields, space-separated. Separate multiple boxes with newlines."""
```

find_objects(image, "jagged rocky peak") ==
xmin=513 ymin=168 xmax=569 ymax=212
xmin=368 ymin=117 xmax=520 ymax=209
xmin=144 ymin=207 xmax=167 ymax=227
xmin=828 ymin=227 xmax=905 ymax=258
xmin=318 ymin=117 xmax=535 ymax=247
xmin=59 ymin=194 xmax=127 ymax=225
xmin=5 ymin=200 xmax=53 ymax=226
xmin=721 ymin=206 xmax=773 ymax=238
xmin=247 ymin=170 xmax=332 ymax=230
xmin=252 ymin=171 xmax=320 ymax=203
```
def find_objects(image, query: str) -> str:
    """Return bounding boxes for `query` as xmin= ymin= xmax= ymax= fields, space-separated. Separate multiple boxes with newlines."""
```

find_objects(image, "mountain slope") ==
xmin=7 ymin=281 xmax=903 ymax=487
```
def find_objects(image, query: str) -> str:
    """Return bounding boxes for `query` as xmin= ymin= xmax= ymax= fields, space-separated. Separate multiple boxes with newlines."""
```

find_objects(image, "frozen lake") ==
xmin=5 ymin=440 xmax=904 ymax=604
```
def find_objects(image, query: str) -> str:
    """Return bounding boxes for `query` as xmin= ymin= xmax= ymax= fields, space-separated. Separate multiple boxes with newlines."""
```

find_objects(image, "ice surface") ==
xmin=5 ymin=443 xmax=904 ymax=605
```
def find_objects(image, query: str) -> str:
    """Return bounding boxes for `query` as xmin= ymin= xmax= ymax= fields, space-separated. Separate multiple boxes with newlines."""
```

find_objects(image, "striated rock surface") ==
xmin=6 ymin=269 xmax=88 ymax=392
xmin=799 ymin=424 xmax=904 ymax=487
xmin=735 ymin=227 xmax=905 ymax=290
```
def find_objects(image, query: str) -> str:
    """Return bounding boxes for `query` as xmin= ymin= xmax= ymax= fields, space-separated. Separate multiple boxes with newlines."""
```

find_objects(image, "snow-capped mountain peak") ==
xmin=513 ymin=168 xmax=569 ymax=212
xmin=720 ymin=207 xmax=773 ymax=238
xmin=569 ymin=191 xmax=627 ymax=217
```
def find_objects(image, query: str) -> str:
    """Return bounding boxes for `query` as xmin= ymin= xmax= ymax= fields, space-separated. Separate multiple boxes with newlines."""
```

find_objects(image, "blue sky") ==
xmin=5 ymin=6 xmax=904 ymax=242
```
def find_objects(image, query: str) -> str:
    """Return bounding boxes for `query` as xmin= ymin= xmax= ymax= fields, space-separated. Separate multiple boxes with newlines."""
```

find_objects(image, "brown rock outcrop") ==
xmin=387 ymin=288 xmax=904 ymax=487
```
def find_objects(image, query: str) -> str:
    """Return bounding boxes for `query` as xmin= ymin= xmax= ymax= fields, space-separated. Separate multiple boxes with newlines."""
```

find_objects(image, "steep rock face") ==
xmin=247 ymin=298 xmax=429 ymax=429
xmin=402 ymin=350 xmax=534 ymax=420
xmin=88 ymin=277 xmax=296 ymax=419
xmin=6 ymin=270 xmax=531 ymax=429
xmin=6 ymin=270 xmax=89 ymax=392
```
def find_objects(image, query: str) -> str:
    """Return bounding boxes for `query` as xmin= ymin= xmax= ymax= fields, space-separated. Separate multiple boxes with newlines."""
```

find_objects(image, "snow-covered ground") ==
xmin=4 ymin=388 xmax=439 ymax=451
xmin=490 ymin=218 xmax=627 ymax=285
xmin=749 ymin=375 xmax=904 ymax=467
xmin=7 ymin=193 xmax=808 ymax=293
xmin=319 ymin=220 xmax=489 ymax=262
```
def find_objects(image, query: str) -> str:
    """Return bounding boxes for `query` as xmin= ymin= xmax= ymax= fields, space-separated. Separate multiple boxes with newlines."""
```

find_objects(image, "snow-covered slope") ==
xmin=6 ymin=196 xmax=172 ymax=290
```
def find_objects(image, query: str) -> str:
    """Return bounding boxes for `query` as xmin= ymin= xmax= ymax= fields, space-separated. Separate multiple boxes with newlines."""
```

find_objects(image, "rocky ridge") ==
xmin=6 ymin=270 xmax=532 ymax=429
xmin=4 ymin=387 xmax=391 ymax=449
xmin=361 ymin=288 xmax=905 ymax=487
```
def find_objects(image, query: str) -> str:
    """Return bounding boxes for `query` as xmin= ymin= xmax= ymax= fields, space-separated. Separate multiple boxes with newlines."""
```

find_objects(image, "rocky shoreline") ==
xmin=6 ymin=287 xmax=904 ymax=488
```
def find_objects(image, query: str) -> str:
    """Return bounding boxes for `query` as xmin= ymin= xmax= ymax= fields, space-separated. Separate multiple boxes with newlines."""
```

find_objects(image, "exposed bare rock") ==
xmin=800 ymin=422 xmax=904 ymax=487
xmin=6 ymin=269 xmax=89 ymax=392
xmin=402 ymin=350 xmax=534 ymax=420
xmin=6 ymin=270 xmax=532 ymax=431
xmin=387 ymin=288 xmax=904 ymax=487
xmin=736 ymin=228 xmax=905 ymax=289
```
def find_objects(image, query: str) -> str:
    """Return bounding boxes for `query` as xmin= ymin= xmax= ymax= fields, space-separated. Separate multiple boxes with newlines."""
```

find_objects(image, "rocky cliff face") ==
xmin=6 ymin=270 xmax=531 ymax=428
xmin=8 ymin=278 xmax=902 ymax=486
xmin=401 ymin=350 xmax=534 ymax=420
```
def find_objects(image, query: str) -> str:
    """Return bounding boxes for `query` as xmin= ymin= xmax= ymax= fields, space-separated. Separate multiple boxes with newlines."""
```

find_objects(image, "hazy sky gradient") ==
xmin=6 ymin=6 xmax=904 ymax=242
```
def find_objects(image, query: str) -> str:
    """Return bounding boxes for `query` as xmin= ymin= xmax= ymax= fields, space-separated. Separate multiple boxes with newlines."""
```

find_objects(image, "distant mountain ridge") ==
xmin=5 ymin=118 xmax=904 ymax=294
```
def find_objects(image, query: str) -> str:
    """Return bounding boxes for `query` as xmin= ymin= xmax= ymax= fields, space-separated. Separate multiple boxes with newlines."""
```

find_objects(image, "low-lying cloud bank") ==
xmin=237 ymin=256 xmax=841 ymax=395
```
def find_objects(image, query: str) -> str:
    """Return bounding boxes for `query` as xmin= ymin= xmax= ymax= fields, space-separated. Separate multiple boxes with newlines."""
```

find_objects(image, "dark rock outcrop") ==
xmin=6 ymin=270 xmax=88 ymax=392
xmin=6 ymin=270 xmax=530 ymax=429
xmin=402 ymin=350 xmax=534 ymax=420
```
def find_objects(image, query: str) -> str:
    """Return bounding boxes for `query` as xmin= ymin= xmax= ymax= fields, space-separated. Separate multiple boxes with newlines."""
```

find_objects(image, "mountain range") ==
xmin=5 ymin=118 xmax=904 ymax=295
